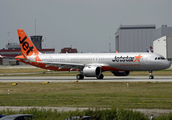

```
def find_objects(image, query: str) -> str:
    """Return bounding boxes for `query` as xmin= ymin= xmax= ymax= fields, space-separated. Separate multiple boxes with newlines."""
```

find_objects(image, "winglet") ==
xmin=150 ymin=46 xmax=153 ymax=53
xmin=146 ymin=48 xmax=150 ymax=53
xmin=17 ymin=29 xmax=40 ymax=57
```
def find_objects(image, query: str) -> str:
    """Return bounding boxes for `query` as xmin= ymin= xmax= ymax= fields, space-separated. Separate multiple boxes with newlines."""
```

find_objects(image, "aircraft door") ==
xmin=143 ymin=57 xmax=149 ymax=64
xmin=65 ymin=56 xmax=70 ymax=63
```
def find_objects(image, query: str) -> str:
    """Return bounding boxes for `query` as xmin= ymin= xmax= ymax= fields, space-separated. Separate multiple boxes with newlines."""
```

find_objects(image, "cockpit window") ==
xmin=161 ymin=57 xmax=165 ymax=60
xmin=155 ymin=57 xmax=165 ymax=60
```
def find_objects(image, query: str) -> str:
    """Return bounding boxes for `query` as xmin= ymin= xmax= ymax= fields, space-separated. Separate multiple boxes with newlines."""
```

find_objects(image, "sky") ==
xmin=0 ymin=0 xmax=172 ymax=53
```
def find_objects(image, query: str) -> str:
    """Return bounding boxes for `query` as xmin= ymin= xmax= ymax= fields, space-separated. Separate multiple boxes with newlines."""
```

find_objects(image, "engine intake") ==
xmin=112 ymin=71 xmax=130 ymax=76
xmin=83 ymin=66 xmax=101 ymax=77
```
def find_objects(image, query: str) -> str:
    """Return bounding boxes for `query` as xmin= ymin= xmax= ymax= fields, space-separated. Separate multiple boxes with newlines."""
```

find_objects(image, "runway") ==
xmin=0 ymin=76 xmax=172 ymax=82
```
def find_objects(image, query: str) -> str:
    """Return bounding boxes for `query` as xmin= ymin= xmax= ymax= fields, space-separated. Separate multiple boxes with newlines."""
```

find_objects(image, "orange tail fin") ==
xmin=17 ymin=29 xmax=40 ymax=57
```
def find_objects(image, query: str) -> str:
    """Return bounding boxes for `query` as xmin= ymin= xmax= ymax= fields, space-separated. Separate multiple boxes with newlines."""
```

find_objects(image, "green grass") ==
xmin=1 ymin=82 xmax=172 ymax=109
xmin=2 ymin=107 xmax=172 ymax=120
xmin=0 ymin=108 xmax=150 ymax=120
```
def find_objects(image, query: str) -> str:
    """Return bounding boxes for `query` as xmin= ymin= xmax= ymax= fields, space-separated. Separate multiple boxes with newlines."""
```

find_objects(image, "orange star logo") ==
xmin=35 ymin=55 xmax=42 ymax=61
xmin=134 ymin=54 xmax=143 ymax=63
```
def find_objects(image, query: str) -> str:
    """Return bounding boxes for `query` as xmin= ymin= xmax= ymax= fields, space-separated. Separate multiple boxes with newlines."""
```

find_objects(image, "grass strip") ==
xmin=0 ymin=82 xmax=172 ymax=109
xmin=0 ymin=108 xmax=150 ymax=120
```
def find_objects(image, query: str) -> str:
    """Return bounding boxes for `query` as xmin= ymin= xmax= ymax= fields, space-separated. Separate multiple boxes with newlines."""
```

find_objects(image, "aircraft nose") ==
xmin=167 ymin=61 xmax=171 ymax=68
xmin=163 ymin=60 xmax=171 ymax=69
xmin=155 ymin=60 xmax=171 ymax=70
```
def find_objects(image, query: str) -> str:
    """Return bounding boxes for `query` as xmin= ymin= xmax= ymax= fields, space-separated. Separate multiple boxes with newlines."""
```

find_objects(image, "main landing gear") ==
xmin=97 ymin=74 xmax=104 ymax=79
xmin=76 ymin=74 xmax=104 ymax=80
xmin=76 ymin=74 xmax=84 ymax=80
xmin=149 ymin=71 xmax=154 ymax=79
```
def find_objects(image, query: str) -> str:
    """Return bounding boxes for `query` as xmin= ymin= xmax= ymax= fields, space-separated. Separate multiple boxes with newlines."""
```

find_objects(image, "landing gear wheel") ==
xmin=97 ymin=74 xmax=104 ymax=79
xmin=76 ymin=74 xmax=84 ymax=80
xmin=149 ymin=71 xmax=154 ymax=79
xmin=149 ymin=75 xmax=154 ymax=79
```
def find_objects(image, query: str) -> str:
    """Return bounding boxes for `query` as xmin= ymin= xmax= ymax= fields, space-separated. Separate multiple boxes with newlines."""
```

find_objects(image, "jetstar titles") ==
xmin=112 ymin=56 xmax=135 ymax=62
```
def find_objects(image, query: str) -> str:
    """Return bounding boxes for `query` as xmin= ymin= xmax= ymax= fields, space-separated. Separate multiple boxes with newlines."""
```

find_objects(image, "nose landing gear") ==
xmin=149 ymin=71 xmax=154 ymax=79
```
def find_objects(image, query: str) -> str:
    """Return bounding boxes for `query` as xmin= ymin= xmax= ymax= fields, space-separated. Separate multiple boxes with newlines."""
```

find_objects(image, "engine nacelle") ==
xmin=112 ymin=71 xmax=130 ymax=76
xmin=83 ymin=66 xmax=101 ymax=77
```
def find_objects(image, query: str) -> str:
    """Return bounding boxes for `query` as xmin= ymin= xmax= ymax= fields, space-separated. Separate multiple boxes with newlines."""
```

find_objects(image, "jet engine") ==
xmin=83 ymin=66 xmax=101 ymax=77
xmin=112 ymin=71 xmax=130 ymax=76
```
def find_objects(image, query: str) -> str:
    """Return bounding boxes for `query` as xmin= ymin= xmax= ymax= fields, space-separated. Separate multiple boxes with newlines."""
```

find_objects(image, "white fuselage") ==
xmin=31 ymin=52 xmax=171 ymax=71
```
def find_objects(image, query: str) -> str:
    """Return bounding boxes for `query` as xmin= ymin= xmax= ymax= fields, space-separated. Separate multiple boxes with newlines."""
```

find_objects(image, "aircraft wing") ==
xmin=39 ymin=61 xmax=85 ymax=70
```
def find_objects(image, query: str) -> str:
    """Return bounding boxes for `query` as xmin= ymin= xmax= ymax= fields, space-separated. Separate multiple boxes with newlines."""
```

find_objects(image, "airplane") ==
xmin=15 ymin=29 xmax=171 ymax=80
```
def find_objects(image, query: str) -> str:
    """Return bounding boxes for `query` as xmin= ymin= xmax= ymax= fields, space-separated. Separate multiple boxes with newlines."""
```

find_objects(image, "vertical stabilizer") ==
xmin=17 ymin=29 xmax=40 ymax=57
